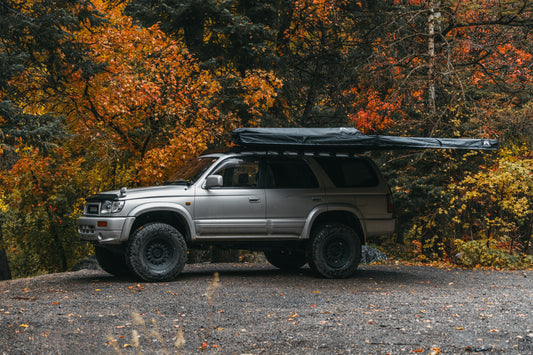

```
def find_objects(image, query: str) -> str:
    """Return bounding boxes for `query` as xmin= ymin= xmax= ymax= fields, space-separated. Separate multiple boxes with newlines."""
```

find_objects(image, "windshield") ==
xmin=165 ymin=157 xmax=218 ymax=185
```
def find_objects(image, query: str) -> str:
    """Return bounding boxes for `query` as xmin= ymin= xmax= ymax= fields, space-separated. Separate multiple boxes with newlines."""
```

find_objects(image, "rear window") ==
xmin=316 ymin=157 xmax=378 ymax=188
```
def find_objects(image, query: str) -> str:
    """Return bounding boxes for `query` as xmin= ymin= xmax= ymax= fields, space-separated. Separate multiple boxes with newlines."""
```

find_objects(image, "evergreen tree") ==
xmin=0 ymin=0 xmax=102 ymax=279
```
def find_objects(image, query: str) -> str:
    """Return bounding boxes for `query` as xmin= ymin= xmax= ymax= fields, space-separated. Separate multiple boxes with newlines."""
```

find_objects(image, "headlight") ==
xmin=100 ymin=200 xmax=125 ymax=214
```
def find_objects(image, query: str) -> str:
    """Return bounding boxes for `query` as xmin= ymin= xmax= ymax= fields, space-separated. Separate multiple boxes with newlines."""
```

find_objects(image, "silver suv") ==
xmin=79 ymin=150 xmax=395 ymax=281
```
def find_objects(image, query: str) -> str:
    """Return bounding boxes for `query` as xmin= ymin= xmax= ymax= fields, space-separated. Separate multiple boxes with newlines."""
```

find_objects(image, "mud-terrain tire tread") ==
xmin=126 ymin=222 xmax=187 ymax=282
xmin=307 ymin=223 xmax=361 ymax=279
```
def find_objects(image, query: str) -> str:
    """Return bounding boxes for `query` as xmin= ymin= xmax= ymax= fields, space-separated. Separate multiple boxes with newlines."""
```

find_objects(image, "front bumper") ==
xmin=78 ymin=216 xmax=133 ymax=244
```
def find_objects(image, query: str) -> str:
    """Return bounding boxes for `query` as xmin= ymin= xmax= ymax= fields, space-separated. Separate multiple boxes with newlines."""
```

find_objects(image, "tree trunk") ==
xmin=427 ymin=0 xmax=440 ymax=118
xmin=0 ymin=220 xmax=12 ymax=280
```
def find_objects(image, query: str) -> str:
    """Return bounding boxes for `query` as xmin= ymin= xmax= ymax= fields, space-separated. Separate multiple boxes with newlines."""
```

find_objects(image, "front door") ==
xmin=194 ymin=156 xmax=266 ymax=238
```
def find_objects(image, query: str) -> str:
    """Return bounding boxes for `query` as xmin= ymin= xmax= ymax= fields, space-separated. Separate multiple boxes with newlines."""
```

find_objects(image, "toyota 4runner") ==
xmin=79 ymin=150 xmax=395 ymax=281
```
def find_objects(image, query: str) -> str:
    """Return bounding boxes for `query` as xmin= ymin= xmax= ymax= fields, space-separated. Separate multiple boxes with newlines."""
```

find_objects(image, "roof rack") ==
xmin=227 ymin=145 xmax=365 ymax=156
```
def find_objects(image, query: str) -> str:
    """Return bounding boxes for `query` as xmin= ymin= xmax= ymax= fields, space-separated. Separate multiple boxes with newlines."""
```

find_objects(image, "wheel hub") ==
xmin=146 ymin=241 xmax=170 ymax=265
xmin=325 ymin=239 xmax=348 ymax=267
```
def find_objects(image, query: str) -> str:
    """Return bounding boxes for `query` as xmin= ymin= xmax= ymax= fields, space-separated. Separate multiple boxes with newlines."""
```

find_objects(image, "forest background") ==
xmin=1 ymin=0 xmax=532 ymax=279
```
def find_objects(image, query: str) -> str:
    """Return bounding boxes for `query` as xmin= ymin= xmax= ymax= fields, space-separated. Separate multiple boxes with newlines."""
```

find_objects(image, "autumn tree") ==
xmin=380 ymin=0 xmax=533 ymax=262
xmin=0 ymin=0 xmax=101 ymax=279
xmin=1 ymin=0 xmax=282 ymax=276
xmin=2 ymin=0 xmax=533 ymax=276
xmin=60 ymin=0 xmax=281 ymax=186
xmin=379 ymin=0 xmax=533 ymax=137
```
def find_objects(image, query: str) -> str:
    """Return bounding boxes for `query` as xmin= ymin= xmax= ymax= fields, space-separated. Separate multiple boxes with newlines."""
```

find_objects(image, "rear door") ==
xmin=264 ymin=156 xmax=324 ymax=237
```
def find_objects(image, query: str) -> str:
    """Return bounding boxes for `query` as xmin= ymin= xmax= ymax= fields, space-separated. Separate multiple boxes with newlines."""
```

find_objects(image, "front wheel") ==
xmin=264 ymin=248 xmax=307 ymax=271
xmin=126 ymin=223 xmax=187 ymax=282
xmin=307 ymin=224 xmax=362 ymax=278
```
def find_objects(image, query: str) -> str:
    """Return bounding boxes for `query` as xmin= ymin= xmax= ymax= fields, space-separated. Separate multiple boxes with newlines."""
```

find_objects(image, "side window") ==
xmin=316 ymin=157 xmax=378 ymax=188
xmin=266 ymin=158 xmax=319 ymax=189
xmin=212 ymin=157 xmax=260 ymax=188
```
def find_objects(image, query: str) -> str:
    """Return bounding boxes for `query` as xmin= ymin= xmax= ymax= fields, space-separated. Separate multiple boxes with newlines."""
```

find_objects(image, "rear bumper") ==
xmin=364 ymin=218 xmax=396 ymax=238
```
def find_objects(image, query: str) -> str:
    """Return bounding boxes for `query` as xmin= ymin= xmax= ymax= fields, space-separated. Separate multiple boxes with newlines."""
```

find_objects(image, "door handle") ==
xmin=249 ymin=198 xmax=261 ymax=203
xmin=312 ymin=197 xmax=322 ymax=202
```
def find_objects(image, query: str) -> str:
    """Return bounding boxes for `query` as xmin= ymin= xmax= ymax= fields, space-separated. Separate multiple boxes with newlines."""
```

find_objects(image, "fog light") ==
xmin=97 ymin=221 xmax=108 ymax=227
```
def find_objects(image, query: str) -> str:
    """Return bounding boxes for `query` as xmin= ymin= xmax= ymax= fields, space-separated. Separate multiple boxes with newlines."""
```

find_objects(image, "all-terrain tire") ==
xmin=307 ymin=223 xmax=362 ymax=278
xmin=126 ymin=223 xmax=187 ymax=282
xmin=264 ymin=248 xmax=307 ymax=270
xmin=94 ymin=246 xmax=130 ymax=277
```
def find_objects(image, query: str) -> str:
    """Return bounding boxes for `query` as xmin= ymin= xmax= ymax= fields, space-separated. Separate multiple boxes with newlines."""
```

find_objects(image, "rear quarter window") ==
xmin=316 ymin=157 xmax=379 ymax=188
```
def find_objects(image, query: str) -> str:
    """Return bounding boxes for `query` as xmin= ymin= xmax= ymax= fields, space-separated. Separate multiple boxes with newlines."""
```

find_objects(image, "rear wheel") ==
xmin=264 ymin=248 xmax=307 ymax=270
xmin=94 ymin=246 xmax=130 ymax=277
xmin=126 ymin=223 xmax=187 ymax=282
xmin=307 ymin=223 xmax=361 ymax=278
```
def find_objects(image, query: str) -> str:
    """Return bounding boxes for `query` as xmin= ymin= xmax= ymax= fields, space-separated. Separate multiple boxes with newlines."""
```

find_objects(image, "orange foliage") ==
xmin=345 ymin=88 xmax=402 ymax=133
xmin=41 ymin=1 xmax=279 ymax=185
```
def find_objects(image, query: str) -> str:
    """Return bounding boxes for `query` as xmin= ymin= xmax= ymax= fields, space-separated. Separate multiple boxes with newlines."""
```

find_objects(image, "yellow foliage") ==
xmin=406 ymin=146 xmax=533 ymax=265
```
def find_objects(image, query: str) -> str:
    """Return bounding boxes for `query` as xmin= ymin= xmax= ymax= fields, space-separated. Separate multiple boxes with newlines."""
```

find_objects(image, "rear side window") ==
xmin=266 ymin=157 xmax=319 ymax=189
xmin=316 ymin=157 xmax=378 ymax=188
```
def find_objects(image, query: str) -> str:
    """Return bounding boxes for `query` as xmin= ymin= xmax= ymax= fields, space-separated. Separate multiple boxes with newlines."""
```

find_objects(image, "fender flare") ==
xmin=121 ymin=203 xmax=196 ymax=242
xmin=301 ymin=204 xmax=367 ymax=240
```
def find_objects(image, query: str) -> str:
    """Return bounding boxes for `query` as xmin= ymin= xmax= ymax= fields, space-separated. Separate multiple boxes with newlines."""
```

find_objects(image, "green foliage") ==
xmin=2 ymin=0 xmax=533 ymax=277
xmin=405 ymin=147 xmax=533 ymax=267
xmin=1 ymin=149 xmax=93 ymax=277
xmin=454 ymin=238 xmax=533 ymax=269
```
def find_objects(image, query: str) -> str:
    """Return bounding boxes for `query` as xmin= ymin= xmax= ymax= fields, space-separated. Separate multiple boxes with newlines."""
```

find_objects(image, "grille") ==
xmin=78 ymin=224 xmax=95 ymax=234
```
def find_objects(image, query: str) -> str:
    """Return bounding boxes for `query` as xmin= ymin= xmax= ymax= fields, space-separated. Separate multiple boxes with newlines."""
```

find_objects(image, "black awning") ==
xmin=231 ymin=127 xmax=499 ymax=152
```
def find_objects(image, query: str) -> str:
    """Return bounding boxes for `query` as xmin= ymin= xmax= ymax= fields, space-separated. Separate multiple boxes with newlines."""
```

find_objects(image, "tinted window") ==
xmin=316 ymin=157 xmax=378 ymax=188
xmin=212 ymin=157 xmax=260 ymax=188
xmin=266 ymin=158 xmax=319 ymax=189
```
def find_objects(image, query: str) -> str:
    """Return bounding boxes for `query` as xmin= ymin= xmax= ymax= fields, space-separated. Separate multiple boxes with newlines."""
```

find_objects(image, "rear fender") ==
xmin=301 ymin=204 xmax=366 ymax=241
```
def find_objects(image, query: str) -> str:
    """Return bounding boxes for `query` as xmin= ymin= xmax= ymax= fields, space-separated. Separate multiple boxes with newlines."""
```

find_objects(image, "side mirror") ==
xmin=205 ymin=175 xmax=223 ymax=189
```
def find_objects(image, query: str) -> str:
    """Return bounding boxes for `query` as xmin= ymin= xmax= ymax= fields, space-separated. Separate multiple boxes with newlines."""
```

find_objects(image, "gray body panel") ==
xmin=78 ymin=152 xmax=395 ymax=245
xmin=194 ymin=187 xmax=267 ymax=236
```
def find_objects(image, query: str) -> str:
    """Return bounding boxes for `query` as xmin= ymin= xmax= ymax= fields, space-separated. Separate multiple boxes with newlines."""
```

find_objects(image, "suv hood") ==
xmin=92 ymin=185 xmax=193 ymax=201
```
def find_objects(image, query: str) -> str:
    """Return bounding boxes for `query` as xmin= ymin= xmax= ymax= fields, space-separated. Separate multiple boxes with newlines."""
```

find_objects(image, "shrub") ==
xmin=405 ymin=146 xmax=533 ymax=268
xmin=454 ymin=238 xmax=533 ymax=269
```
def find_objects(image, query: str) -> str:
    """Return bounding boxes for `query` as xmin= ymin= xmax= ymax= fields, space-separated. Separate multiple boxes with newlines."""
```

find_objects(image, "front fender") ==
xmin=123 ymin=202 xmax=196 ymax=241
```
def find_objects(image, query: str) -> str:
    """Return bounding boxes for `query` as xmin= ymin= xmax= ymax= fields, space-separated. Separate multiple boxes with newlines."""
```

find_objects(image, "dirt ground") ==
xmin=1 ymin=263 xmax=532 ymax=354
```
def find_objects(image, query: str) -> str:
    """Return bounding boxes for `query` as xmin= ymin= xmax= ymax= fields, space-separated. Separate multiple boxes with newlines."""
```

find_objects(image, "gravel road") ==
xmin=1 ymin=263 xmax=532 ymax=354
